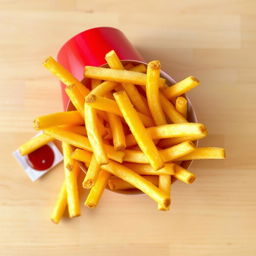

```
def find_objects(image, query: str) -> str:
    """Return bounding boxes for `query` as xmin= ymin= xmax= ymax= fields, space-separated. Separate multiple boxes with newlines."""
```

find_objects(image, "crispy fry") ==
xmin=43 ymin=56 xmax=90 ymax=97
xmin=91 ymin=79 xmax=101 ymax=89
xmin=84 ymin=105 xmax=108 ymax=165
xmin=108 ymin=175 xmax=159 ymax=190
xmin=85 ymin=94 xmax=154 ymax=127
xmin=87 ymin=81 xmax=118 ymax=97
xmin=177 ymin=147 xmax=225 ymax=160
xmin=129 ymin=64 xmax=147 ymax=73
xmin=162 ymin=76 xmax=199 ymax=99
xmin=124 ymin=163 xmax=175 ymax=175
xmin=126 ymin=123 xmax=207 ymax=147
xmin=176 ymin=96 xmax=188 ymax=118
xmin=65 ymin=86 xmax=85 ymax=116
xmin=82 ymin=154 xmax=101 ymax=189
xmin=160 ymin=93 xmax=188 ymax=123
xmin=114 ymin=91 xmax=164 ymax=170
xmin=18 ymin=133 xmax=54 ymax=156
xmin=33 ymin=111 xmax=84 ymax=130
xmin=174 ymin=164 xmax=196 ymax=184
xmin=85 ymin=170 xmax=110 ymax=208
xmin=101 ymin=160 xmax=170 ymax=208
xmin=158 ymin=175 xmax=171 ymax=210
xmin=62 ymin=143 xmax=80 ymax=217
xmin=105 ymin=50 xmax=150 ymax=116
xmin=84 ymin=66 xmax=166 ymax=88
xmin=146 ymin=60 xmax=167 ymax=125
xmin=124 ymin=141 xmax=195 ymax=163
xmin=44 ymin=127 xmax=124 ymax=163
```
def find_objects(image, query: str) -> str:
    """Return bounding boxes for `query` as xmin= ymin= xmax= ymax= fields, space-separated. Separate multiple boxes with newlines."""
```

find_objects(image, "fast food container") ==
xmin=57 ymin=27 xmax=198 ymax=191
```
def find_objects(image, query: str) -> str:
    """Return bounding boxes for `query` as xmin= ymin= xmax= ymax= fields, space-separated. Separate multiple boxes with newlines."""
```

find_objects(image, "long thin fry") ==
xmin=33 ymin=111 xmax=84 ymax=130
xmin=162 ymin=76 xmax=199 ymax=99
xmin=105 ymin=50 xmax=150 ymax=116
xmin=18 ymin=133 xmax=54 ymax=156
xmin=44 ymin=127 xmax=124 ymax=163
xmin=146 ymin=60 xmax=167 ymax=125
xmin=124 ymin=141 xmax=195 ymax=163
xmin=62 ymin=143 xmax=80 ymax=217
xmin=174 ymin=164 xmax=196 ymax=184
xmin=72 ymin=149 xmax=92 ymax=167
xmin=177 ymin=147 xmax=225 ymax=160
xmin=158 ymin=175 xmax=171 ymax=210
xmin=84 ymin=66 xmax=166 ymax=88
xmin=84 ymin=105 xmax=108 ymax=165
xmin=108 ymin=176 xmax=159 ymax=190
xmin=43 ymin=56 xmax=90 ymax=96
xmin=62 ymin=126 xmax=87 ymax=136
xmin=176 ymin=96 xmax=188 ymax=118
xmin=126 ymin=123 xmax=207 ymax=147
xmin=87 ymin=81 xmax=118 ymax=97
xmin=114 ymin=91 xmax=164 ymax=170
xmin=101 ymin=160 xmax=170 ymax=208
xmin=65 ymin=86 xmax=85 ymax=116
xmin=85 ymin=170 xmax=110 ymax=208
xmin=82 ymin=154 xmax=100 ymax=189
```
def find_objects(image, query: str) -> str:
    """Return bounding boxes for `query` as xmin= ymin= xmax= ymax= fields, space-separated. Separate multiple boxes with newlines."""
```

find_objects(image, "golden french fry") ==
xmin=62 ymin=126 xmax=87 ymax=136
xmin=72 ymin=148 xmax=92 ymax=167
xmin=105 ymin=50 xmax=150 ymax=116
xmin=18 ymin=133 xmax=54 ymax=156
xmin=108 ymin=175 xmax=159 ymax=190
xmin=88 ymin=81 xmax=118 ymax=97
xmin=177 ymin=147 xmax=225 ymax=160
xmin=158 ymin=175 xmax=171 ymax=211
xmin=129 ymin=64 xmax=147 ymax=73
xmin=126 ymin=123 xmax=207 ymax=147
xmin=124 ymin=141 xmax=195 ymax=163
xmin=84 ymin=66 xmax=166 ymax=88
xmin=174 ymin=164 xmax=196 ymax=184
xmin=85 ymin=170 xmax=110 ymax=208
xmin=84 ymin=105 xmax=108 ymax=165
xmin=176 ymin=96 xmax=188 ymax=118
xmin=91 ymin=79 xmax=101 ymax=89
xmin=146 ymin=60 xmax=167 ymax=125
xmin=82 ymin=154 xmax=101 ymax=189
xmin=62 ymin=143 xmax=80 ymax=217
xmin=44 ymin=127 xmax=124 ymax=163
xmin=33 ymin=111 xmax=84 ymax=130
xmin=65 ymin=86 xmax=85 ymax=116
xmin=160 ymin=93 xmax=188 ymax=123
xmin=162 ymin=76 xmax=199 ymax=99
xmin=124 ymin=163 xmax=175 ymax=175
xmin=114 ymin=91 xmax=164 ymax=170
xmin=101 ymin=160 xmax=170 ymax=208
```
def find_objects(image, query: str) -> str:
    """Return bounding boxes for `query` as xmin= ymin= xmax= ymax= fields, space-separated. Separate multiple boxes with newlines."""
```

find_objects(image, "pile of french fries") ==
xmin=18 ymin=50 xmax=225 ymax=223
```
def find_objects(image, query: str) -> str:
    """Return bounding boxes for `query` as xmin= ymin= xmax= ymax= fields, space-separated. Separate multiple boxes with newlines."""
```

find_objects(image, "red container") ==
xmin=57 ymin=27 xmax=143 ymax=109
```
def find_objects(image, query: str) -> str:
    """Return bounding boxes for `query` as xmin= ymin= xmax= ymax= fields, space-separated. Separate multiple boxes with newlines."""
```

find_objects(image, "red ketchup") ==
xmin=27 ymin=145 xmax=55 ymax=171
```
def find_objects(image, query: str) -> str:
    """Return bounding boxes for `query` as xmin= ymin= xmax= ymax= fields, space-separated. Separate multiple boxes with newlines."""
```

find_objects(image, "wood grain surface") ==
xmin=0 ymin=1 xmax=256 ymax=255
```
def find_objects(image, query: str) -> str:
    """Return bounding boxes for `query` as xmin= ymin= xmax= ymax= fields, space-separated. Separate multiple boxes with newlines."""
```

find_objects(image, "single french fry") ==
xmin=87 ymin=81 xmax=118 ymax=97
xmin=85 ymin=170 xmax=110 ymax=208
xmin=129 ymin=64 xmax=147 ymax=73
xmin=146 ymin=60 xmax=167 ymax=125
xmin=85 ymin=94 xmax=154 ymax=127
xmin=44 ymin=127 xmax=124 ymax=163
xmin=114 ymin=91 xmax=164 ymax=170
xmin=158 ymin=175 xmax=171 ymax=210
xmin=82 ymin=154 xmax=101 ymax=189
xmin=91 ymin=79 xmax=101 ymax=89
xmin=174 ymin=164 xmax=196 ymax=184
xmin=101 ymin=160 xmax=170 ymax=208
xmin=43 ymin=56 xmax=90 ymax=96
xmin=84 ymin=105 xmax=108 ymax=165
xmin=72 ymin=148 xmax=92 ymax=167
xmin=177 ymin=147 xmax=225 ymax=160
xmin=162 ymin=76 xmax=199 ymax=99
xmin=65 ymin=86 xmax=85 ymax=116
xmin=124 ymin=141 xmax=195 ymax=163
xmin=62 ymin=142 xmax=74 ymax=171
xmin=33 ymin=111 xmax=84 ymax=130
xmin=160 ymin=93 xmax=188 ymax=123
xmin=126 ymin=123 xmax=207 ymax=147
xmin=176 ymin=96 xmax=188 ymax=118
xmin=105 ymin=50 xmax=150 ymax=116
xmin=107 ymin=112 xmax=126 ymax=150
xmin=62 ymin=143 xmax=80 ymax=217
xmin=62 ymin=126 xmax=87 ymax=136
xmin=84 ymin=66 xmax=166 ymax=88
xmin=108 ymin=175 xmax=159 ymax=190
xmin=124 ymin=163 xmax=175 ymax=175
xmin=18 ymin=133 xmax=54 ymax=156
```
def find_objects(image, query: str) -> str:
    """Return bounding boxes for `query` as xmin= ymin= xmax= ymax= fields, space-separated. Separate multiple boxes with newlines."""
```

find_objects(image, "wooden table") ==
xmin=1 ymin=1 xmax=256 ymax=255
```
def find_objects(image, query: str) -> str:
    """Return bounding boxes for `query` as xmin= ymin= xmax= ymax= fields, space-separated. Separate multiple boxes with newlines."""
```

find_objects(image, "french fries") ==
xmin=17 ymin=51 xmax=225 ymax=223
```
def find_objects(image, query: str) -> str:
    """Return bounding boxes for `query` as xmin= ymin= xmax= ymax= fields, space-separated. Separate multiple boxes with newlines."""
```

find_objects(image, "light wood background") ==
xmin=1 ymin=1 xmax=256 ymax=255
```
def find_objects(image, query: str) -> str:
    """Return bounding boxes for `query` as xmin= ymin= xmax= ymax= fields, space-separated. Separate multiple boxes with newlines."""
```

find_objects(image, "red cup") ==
xmin=57 ymin=27 xmax=143 ymax=109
